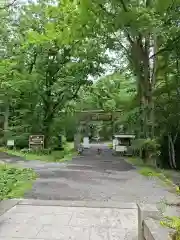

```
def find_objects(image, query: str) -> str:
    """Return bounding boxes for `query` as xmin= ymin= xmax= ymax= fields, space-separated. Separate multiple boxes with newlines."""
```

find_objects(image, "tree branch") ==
xmin=28 ymin=52 xmax=37 ymax=74
xmin=53 ymin=84 xmax=82 ymax=113
xmin=118 ymin=0 xmax=134 ymax=45
xmin=119 ymin=0 xmax=128 ymax=12
xmin=0 ymin=0 xmax=17 ymax=9
xmin=150 ymin=34 xmax=180 ymax=59
xmin=98 ymin=2 xmax=134 ymax=45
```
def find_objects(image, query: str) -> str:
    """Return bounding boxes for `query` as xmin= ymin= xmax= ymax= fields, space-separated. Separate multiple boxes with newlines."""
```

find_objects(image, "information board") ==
xmin=7 ymin=140 xmax=14 ymax=147
xmin=29 ymin=135 xmax=44 ymax=150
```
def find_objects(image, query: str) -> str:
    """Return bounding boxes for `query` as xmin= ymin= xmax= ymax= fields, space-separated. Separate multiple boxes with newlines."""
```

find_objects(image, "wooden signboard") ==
xmin=29 ymin=135 xmax=44 ymax=150
xmin=91 ymin=113 xmax=112 ymax=121
xmin=77 ymin=110 xmax=121 ymax=122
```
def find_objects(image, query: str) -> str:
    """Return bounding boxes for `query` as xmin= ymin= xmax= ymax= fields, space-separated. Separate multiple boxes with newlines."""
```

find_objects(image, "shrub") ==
xmin=130 ymin=138 xmax=160 ymax=163
xmin=161 ymin=216 xmax=180 ymax=240
xmin=20 ymin=148 xmax=52 ymax=155
xmin=139 ymin=167 xmax=160 ymax=177
xmin=20 ymin=148 xmax=31 ymax=153
xmin=40 ymin=148 xmax=52 ymax=155
xmin=0 ymin=165 xmax=36 ymax=199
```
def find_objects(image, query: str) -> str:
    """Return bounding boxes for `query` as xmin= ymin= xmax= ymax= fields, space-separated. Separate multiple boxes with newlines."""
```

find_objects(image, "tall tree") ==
xmin=66 ymin=0 xmax=180 ymax=139
xmin=1 ymin=0 xmax=107 ymax=147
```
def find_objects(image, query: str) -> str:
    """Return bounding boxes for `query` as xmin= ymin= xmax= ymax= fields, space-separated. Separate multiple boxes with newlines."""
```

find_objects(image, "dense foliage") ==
xmin=1 ymin=0 xmax=180 ymax=169
xmin=0 ymin=164 xmax=36 ymax=199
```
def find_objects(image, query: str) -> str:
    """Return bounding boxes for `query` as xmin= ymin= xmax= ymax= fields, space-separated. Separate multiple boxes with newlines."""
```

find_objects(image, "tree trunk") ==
xmin=150 ymin=34 xmax=158 ymax=138
xmin=3 ymin=101 xmax=9 ymax=144
xmin=131 ymin=37 xmax=153 ymax=139
xmin=168 ymin=134 xmax=173 ymax=169
xmin=170 ymin=136 xmax=177 ymax=169
xmin=43 ymin=117 xmax=52 ymax=148
xmin=168 ymin=134 xmax=177 ymax=169
xmin=42 ymin=93 xmax=54 ymax=149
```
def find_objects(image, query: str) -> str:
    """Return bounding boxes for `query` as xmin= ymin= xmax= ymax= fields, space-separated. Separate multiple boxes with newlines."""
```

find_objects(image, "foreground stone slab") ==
xmin=0 ymin=200 xmax=20 ymax=216
xmin=0 ymin=200 xmax=138 ymax=240
xmin=138 ymin=204 xmax=174 ymax=240
xmin=144 ymin=218 xmax=171 ymax=240
xmin=18 ymin=199 xmax=137 ymax=209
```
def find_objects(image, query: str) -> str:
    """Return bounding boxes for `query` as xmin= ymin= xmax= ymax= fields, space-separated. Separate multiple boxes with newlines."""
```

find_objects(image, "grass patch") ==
xmin=161 ymin=216 xmax=180 ymax=240
xmin=138 ymin=167 xmax=160 ymax=177
xmin=0 ymin=164 xmax=36 ymax=200
xmin=0 ymin=142 xmax=77 ymax=162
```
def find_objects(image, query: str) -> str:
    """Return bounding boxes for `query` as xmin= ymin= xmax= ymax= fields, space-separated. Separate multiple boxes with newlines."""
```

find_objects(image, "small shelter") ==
xmin=113 ymin=134 xmax=135 ymax=155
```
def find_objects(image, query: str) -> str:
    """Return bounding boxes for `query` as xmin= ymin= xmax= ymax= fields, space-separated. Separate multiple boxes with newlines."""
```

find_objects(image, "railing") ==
xmin=138 ymin=204 xmax=172 ymax=240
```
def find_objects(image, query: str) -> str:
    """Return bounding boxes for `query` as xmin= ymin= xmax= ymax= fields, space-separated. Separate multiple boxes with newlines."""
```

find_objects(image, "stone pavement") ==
xmin=0 ymin=200 xmax=138 ymax=240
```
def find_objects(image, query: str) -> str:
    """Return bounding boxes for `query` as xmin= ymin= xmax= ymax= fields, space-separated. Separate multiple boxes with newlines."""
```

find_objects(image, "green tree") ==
xmin=1 ymin=0 xmax=107 ymax=147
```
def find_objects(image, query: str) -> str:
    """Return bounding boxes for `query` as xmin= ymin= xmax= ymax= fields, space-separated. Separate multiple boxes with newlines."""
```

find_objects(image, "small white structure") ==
xmin=83 ymin=137 xmax=90 ymax=149
xmin=7 ymin=140 xmax=15 ymax=147
xmin=113 ymin=134 xmax=135 ymax=154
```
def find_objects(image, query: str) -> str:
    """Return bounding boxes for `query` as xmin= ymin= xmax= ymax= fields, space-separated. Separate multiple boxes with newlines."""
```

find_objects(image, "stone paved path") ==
xmin=0 ymin=200 xmax=138 ymax=240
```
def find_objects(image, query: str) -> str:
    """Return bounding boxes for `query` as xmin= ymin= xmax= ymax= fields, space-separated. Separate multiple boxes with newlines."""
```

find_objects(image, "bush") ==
xmin=41 ymin=148 xmax=52 ymax=155
xmin=130 ymin=138 xmax=160 ymax=163
xmin=14 ymin=133 xmax=29 ymax=149
xmin=139 ymin=167 xmax=160 ymax=177
xmin=161 ymin=216 xmax=180 ymax=240
xmin=160 ymin=133 xmax=180 ymax=170
xmin=0 ymin=165 xmax=36 ymax=199
xmin=20 ymin=148 xmax=31 ymax=153
xmin=20 ymin=148 xmax=52 ymax=155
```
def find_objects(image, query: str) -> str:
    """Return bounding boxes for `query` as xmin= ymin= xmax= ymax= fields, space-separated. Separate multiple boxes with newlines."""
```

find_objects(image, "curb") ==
xmin=0 ymin=199 xmax=20 ymax=216
xmin=17 ymin=199 xmax=138 ymax=209
xmin=0 ymin=199 xmax=137 ymax=216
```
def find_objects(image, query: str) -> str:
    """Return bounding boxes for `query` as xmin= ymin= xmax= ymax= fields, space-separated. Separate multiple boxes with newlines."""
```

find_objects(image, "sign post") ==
xmin=7 ymin=140 xmax=15 ymax=149
xmin=29 ymin=135 xmax=44 ymax=150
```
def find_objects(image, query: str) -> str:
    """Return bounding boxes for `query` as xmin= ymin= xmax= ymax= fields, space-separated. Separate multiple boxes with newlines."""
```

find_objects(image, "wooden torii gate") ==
xmin=73 ymin=109 xmax=121 ymax=150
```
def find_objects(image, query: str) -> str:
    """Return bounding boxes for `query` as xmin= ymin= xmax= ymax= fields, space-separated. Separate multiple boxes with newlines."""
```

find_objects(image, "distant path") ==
xmin=0 ymin=147 xmax=178 ymax=203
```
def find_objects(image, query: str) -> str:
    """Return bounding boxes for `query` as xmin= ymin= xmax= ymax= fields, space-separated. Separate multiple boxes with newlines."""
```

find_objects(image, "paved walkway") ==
xmin=0 ymin=200 xmax=138 ymax=240
xmin=0 ymin=147 xmax=179 ymax=240
xmin=0 ymin=148 xmax=178 ymax=203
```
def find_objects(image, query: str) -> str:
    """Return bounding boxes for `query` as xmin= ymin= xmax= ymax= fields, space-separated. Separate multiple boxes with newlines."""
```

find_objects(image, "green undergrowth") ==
xmin=161 ymin=216 xmax=180 ymax=240
xmin=0 ymin=164 xmax=36 ymax=200
xmin=126 ymin=157 xmax=180 ymax=195
xmin=0 ymin=142 xmax=77 ymax=162
xmin=108 ymin=143 xmax=113 ymax=149
xmin=127 ymin=157 xmax=180 ymax=239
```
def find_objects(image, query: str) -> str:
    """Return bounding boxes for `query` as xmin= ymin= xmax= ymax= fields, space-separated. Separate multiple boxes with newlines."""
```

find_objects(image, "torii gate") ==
xmin=73 ymin=109 xmax=122 ymax=150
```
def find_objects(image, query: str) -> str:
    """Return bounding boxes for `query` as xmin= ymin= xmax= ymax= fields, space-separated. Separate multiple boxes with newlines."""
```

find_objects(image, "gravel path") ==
xmin=0 ymin=148 xmax=178 ymax=203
